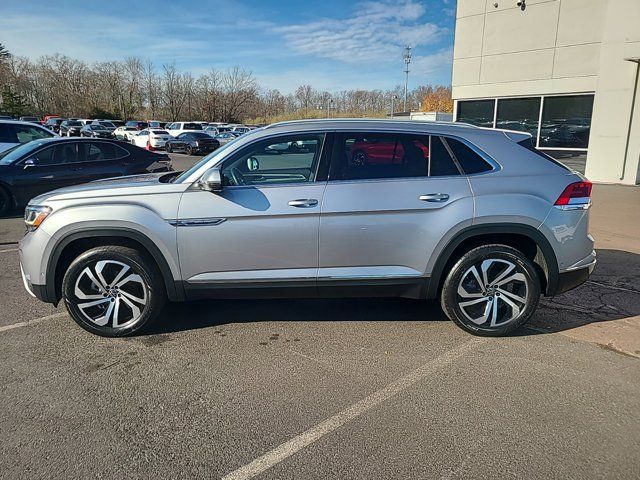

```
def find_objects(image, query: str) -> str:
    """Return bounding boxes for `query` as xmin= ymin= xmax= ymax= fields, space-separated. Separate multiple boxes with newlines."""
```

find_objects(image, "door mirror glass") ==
xmin=199 ymin=167 xmax=223 ymax=192
xmin=247 ymin=157 xmax=259 ymax=171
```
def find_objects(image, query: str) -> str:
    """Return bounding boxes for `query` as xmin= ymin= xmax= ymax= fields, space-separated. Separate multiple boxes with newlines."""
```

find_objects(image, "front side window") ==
xmin=221 ymin=134 xmax=324 ymax=186
xmin=14 ymin=125 xmax=53 ymax=143
xmin=34 ymin=143 xmax=78 ymax=165
xmin=331 ymin=133 xmax=461 ymax=181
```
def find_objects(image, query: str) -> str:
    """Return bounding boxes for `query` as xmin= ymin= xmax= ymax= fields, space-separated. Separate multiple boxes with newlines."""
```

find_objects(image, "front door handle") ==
xmin=419 ymin=193 xmax=449 ymax=202
xmin=288 ymin=199 xmax=318 ymax=208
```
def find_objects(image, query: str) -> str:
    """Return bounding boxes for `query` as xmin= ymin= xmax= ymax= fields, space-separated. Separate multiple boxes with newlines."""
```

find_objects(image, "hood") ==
xmin=29 ymin=172 xmax=185 ymax=204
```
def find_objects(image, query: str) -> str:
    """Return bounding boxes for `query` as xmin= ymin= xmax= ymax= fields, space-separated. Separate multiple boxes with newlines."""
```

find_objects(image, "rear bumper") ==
xmin=550 ymin=251 xmax=596 ymax=295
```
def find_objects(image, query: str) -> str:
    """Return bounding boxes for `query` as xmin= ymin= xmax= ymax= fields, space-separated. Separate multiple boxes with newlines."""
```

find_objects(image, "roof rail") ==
xmin=263 ymin=118 xmax=479 ymax=130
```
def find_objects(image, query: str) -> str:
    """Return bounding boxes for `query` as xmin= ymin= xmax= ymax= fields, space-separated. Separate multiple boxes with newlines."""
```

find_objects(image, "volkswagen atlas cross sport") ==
xmin=19 ymin=119 xmax=596 ymax=337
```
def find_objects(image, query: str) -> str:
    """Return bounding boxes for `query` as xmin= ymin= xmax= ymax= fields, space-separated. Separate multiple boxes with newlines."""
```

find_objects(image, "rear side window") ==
xmin=331 ymin=133 xmax=462 ymax=181
xmin=445 ymin=138 xmax=493 ymax=174
xmin=79 ymin=142 xmax=128 ymax=162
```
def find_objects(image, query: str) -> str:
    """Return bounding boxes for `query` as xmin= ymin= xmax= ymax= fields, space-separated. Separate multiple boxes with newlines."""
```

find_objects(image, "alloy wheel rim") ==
xmin=74 ymin=260 xmax=148 ymax=329
xmin=456 ymin=258 xmax=529 ymax=328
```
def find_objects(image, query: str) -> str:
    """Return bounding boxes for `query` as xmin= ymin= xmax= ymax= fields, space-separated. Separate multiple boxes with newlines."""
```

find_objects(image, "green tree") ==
xmin=1 ymin=85 xmax=27 ymax=116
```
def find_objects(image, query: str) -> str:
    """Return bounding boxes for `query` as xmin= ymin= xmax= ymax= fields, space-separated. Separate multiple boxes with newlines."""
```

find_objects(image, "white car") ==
xmin=165 ymin=122 xmax=205 ymax=137
xmin=130 ymin=128 xmax=172 ymax=149
xmin=114 ymin=126 xmax=139 ymax=141
xmin=0 ymin=120 xmax=57 ymax=154
xmin=212 ymin=132 xmax=238 ymax=145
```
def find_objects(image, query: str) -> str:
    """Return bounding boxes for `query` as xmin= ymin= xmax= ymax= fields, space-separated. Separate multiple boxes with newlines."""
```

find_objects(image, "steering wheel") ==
xmin=229 ymin=167 xmax=246 ymax=186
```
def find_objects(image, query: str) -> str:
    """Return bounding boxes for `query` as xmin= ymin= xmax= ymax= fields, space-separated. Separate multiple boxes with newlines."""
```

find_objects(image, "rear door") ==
xmin=75 ymin=141 xmax=130 ymax=180
xmin=318 ymin=131 xmax=474 ymax=292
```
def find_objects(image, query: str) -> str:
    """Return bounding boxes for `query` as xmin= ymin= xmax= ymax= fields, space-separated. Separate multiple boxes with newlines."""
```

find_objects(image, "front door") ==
xmin=177 ymin=133 xmax=328 ymax=295
xmin=318 ymin=132 xmax=474 ymax=294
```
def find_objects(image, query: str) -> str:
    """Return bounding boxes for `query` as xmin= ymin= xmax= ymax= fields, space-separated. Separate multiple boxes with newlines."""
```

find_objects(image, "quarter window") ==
xmin=444 ymin=138 xmax=492 ymax=174
xmin=222 ymin=134 xmax=324 ymax=186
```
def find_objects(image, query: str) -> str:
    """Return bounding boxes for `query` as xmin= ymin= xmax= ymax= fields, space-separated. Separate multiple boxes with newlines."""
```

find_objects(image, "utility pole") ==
xmin=403 ymin=45 xmax=412 ymax=112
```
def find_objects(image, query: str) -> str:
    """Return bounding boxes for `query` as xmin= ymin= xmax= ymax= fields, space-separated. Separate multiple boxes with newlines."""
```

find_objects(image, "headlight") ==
xmin=24 ymin=205 xmax=52 ymax=231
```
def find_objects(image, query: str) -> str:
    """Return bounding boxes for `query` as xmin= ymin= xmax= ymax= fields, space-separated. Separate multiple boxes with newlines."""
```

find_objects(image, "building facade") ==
xmin=452 ymin=0 xmax=640 ymax=184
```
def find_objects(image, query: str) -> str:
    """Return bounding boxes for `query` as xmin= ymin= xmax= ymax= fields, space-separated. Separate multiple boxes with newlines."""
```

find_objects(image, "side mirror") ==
xmin=199 ymin=167 xmax=223 ymax=192
xmin=23 ymin=158 xmax=36 ymax=169
xmin=247 ymin=157 xmax=259 ymax=171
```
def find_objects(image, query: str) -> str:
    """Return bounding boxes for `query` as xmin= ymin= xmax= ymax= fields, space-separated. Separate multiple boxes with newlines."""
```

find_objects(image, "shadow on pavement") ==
xmin=147 ymin=249 xmax=639 ymax=336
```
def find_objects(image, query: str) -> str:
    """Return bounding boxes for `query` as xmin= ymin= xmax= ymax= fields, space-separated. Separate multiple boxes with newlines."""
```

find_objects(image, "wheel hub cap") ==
xmin=456 ymin=258 xmax=529 ymax=328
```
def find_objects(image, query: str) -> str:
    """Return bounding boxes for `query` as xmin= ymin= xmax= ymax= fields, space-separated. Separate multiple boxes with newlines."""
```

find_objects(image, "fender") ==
xmin=45 ymin=227 xmax=185 ymax=303
xmin=426 ymin=223 xmax=559 ymax=299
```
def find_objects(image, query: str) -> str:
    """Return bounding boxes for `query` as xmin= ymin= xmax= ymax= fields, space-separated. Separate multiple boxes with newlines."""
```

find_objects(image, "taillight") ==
xmin=554 ymin=181 xmax=592 ymax=209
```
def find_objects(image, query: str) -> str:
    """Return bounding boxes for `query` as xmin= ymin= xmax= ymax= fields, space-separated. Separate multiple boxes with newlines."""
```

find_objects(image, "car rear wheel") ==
xmin=440 ymin=244 xmax=541 ymax=336
xmin=62 ymin=246 xmax=166 ymax=337
xmin=186 ymin=145 xmax=193 ymax=155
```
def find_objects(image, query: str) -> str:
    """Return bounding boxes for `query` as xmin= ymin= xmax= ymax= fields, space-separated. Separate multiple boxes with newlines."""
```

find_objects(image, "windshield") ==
xmin=99 ymin=122 xmax=115 ymax=128
xmin=67 ymin=121 xmax=82 ymax=126
xmin=173 ymin=136 xmax=242 ymax=183
xmin=152 ymin=130 xmax=169 ymax=135
xmin=90 ymin=125 xmax=107 ymax=130
xmin=0 ymin=140 xmax=46 ymax=165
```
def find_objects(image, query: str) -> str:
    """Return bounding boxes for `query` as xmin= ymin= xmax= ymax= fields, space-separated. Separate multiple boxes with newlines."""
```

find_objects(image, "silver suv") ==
xmin=19 ymin=119 xmax=595 ymax=337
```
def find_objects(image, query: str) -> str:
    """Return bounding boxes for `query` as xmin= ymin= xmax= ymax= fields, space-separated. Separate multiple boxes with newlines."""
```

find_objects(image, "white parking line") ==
xmin=222 ymin=338 xmax=485 ymax=480
xmin=0 ymin=312 xmax=67 ymax=333
xmin=0 ymin=248 xmax=18 ymax=254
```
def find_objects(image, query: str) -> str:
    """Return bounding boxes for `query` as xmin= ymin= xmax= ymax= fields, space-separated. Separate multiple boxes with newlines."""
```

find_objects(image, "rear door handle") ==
xmin=419 ymin=193 xmax=449 ymax=202
xmin=288 ymin=199 xmax=318 ymax=208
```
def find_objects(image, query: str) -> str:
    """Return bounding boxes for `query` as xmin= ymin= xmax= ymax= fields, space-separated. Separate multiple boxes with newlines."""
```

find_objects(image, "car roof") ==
xmin=0 ymin=119 xmax=50 ymax=128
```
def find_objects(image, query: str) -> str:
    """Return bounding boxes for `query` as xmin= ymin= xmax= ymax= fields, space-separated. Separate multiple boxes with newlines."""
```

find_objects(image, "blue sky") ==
xmin=0 ymin=0 xmax=456 ymax=93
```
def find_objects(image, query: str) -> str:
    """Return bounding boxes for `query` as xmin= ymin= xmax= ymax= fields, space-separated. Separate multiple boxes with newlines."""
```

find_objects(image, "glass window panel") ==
xmin=542 ymin=150 xmax=587 ymax=174
xmin=456 ymin=100 xmax=494 ymax=127
xmin=496 ymin=97 xmax=540 ymax=138
xmin=539 ymin=95 xmax=594 ymax=148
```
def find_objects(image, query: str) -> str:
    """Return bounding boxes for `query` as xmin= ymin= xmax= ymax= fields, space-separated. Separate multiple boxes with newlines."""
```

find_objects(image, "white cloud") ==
xmin=411 ymin=47 xmax=453 ymax=75
xmin=275 ymin=0 xmax=445 ymax=64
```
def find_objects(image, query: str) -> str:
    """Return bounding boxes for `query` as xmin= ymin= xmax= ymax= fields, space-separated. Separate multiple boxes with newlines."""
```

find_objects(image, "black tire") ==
xmin=0 ymin=185 xmax=11 ymax=216
xmin=440 ymin=244 xmax=541 ymax=337
xmin=186 ymin=145 xmax=193 ymax=156
xmin=62 ymin=246 xmax=166 ymax=337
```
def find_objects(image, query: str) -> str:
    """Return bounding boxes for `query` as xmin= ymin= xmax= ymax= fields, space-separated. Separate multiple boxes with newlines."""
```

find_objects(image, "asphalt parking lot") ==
xmin=1 ymin=153 xmax=639 ymax=479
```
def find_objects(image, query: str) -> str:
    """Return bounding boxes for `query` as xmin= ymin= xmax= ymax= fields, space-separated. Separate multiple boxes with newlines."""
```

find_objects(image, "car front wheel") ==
xmin=440 ymin=244 xmax=541 ymax=337
xmin=62 ymin=246 xmax=166 ymax=337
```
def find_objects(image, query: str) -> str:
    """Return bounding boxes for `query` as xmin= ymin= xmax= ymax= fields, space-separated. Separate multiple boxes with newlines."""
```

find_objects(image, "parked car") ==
xmin=125 ymin=121 xmax=149 ymax=131
xmin=165 ymin=122 xmax=204 ymax=137
xmin=0 ymin=120 xmax=56 ymax=154
xmin=19 ymin=116 xmax=40 ymax=124
xmin=0 ymin=137 xmax=171 ymax=215
xmin=165 ymin=131 xmax=220 ymax=155
xmin=80 ymin=124 xmax=113 ymax=138
xmin=92 ymin=120 xmax=117 ymax=132
xmin=212 ymin=132 xmax=238 ymax=145
xmin=41 ymin=115 xmax=61 ymax=125
xmin=18 ymin=119 xmax=595 ymax=337
xmin=131 ymin=129 xmax=172 ymax=150
xmin=204 ymin=126 xmax=219 ymax=136
xmin=44 ymin=117 xmax=65 ymax=133
xmin=231 ymin=126 xmax=251 ymax=134
xmin=111 ymin=120 xmax=125 ymax=128
xmin=59 ymin=120 xmax=84 ymax=137
xmin=0 ymin=115 xmax=13 ymax=120
xmin=113 ymin=126 xmax=139 ymax=141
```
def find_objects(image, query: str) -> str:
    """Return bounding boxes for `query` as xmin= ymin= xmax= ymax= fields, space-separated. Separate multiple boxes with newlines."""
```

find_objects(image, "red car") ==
xmin=41 ymin=114 xmax=61 ymax=125
xmin=349 ymin=139 xmax=429 ymax=165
